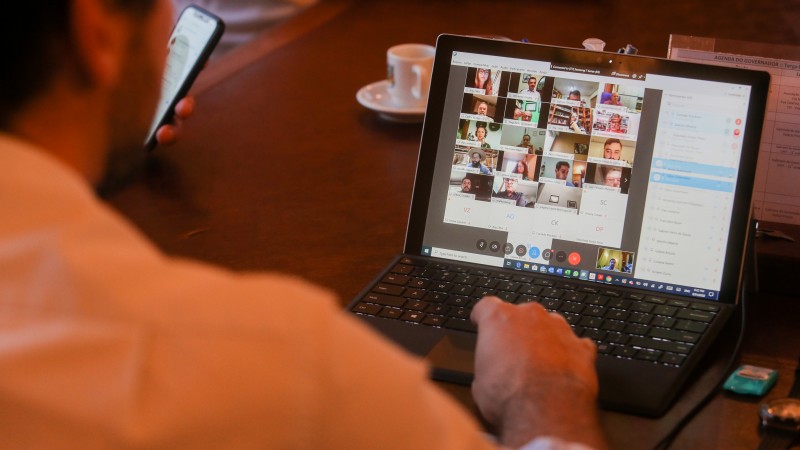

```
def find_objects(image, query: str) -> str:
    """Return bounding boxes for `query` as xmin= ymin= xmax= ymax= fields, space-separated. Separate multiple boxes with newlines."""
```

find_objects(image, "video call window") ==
xmin=491 ymin=177 xmax=538 ymax=207
xmin=596 ymin=247 xmax=635 ymax=273
xmin=457 ymin=119 xmax=503 ymax=149
xmin=453 ymin=145 xmax=500 ymax=175
xmin=587 ymin=135 xmax=636 ymax=167
xmin=543 ymin=131 xmax=590 ymax=162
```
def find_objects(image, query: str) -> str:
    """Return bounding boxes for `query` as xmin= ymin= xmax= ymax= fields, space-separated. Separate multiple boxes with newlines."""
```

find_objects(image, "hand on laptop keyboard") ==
xmin=470 ymin=296 xmax=608 ymax=450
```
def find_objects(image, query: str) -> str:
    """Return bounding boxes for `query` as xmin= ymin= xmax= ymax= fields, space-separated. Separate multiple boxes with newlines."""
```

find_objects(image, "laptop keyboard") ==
xmin=351 ymin=257 xmax=721 ymax=367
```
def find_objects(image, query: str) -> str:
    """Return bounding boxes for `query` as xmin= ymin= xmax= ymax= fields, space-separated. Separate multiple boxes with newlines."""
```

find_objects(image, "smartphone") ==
xmin=144 ymin=5 xmax=224 ymax=150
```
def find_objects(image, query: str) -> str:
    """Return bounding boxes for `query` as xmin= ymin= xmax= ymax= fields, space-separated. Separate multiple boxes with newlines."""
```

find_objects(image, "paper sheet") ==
xmin=668 ymin=35 xmax=800 ymax=225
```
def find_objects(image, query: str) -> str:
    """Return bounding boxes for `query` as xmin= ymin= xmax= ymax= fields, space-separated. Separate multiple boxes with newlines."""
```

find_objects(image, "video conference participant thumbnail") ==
xmin=592 ymin=108 xmax=640 ymax=138
xmin=551 ymin=78 xmax=600 ymax=108
xmin=538 ymin=156 xmax=584 ymax=188
xmin=461 ymin=93 xmax=506 ymax=123
xmin=587 ymin=136 xmax=636 ymax=167
xmin=547 ymin=104 xmax=593 ymax=135
xmin=596 ymin=247 xmax=635 ymax=273
xmin=598 ymin=83 xmax=645 ymax=113
xmin=491 ymin=177 xmax=537 ymax=207
xmin=453 ymin=146 xmax=499 ymax=175
xmin=456 ymin=119 xmax=503 ymax=149
xmin=584 ymin=163 xmax=632 ymax=193
xmin=506 ymin=73 xmax=548 ymax=102
xmin=543 ymin=131 xmax=590 ymax=161
xmin=497 ymin=152 xmax=538 ymax=181
xmin=498 ymin=125 xmax=545 ymax=153
xmin=504 ymin=98 xmax=548 ymax=128
xmin=464 ymin=67 xmax=509 ymax=96
xmin=448 ymin=168 xmax=493 ymax=201
xmin=535 ymin=182 xmax=583 ymax=210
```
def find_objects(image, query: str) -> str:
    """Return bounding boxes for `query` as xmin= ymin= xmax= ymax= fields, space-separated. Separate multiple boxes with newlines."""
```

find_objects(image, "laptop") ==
xmin=347 ymin=34 xmax=769 ymax=417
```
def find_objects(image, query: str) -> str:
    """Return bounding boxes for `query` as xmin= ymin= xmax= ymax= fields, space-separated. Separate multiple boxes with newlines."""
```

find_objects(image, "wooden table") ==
xmin=108 ymin=1 xmax=800 ymax=448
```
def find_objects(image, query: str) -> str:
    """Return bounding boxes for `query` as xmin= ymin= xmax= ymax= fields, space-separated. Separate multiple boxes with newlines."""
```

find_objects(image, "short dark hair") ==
xmin=0 ymin=1 xmax=155 ymax=127
xmin=556 ymin=161 xmax=570 ymax=171
xmin=604 ymin=138 xmax=622 ymax=147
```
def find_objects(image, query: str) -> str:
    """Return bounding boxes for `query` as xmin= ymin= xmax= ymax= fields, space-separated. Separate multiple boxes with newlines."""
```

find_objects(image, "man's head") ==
xmin=521 ymin=134 xmax=531 ymax=146
xmin=568 ymin=90 xmax=581 ymax=101
xmin=607 ymin=258 xmax=616 ymax=269
xmin=555 ymin=161 xmax=570 ymax=180
xmin=476 ymin=101 xmax=489 ymax=116
xmin=603 ymin=167 xmax=622 ymax=187
xmin=1 ymin=0 xmax=172 ymax=191
xmin=461 ymin=177 xmax=472 ymax=192
xmin=502 ymin=177 xmax=517 ymax=192
xmin=471 ymin=150 xmax=484 ymax=164
xmin=527 ymin=76 xmax=537 ymax=91
xmin=603 ymin=138 xmax=622 ymax=160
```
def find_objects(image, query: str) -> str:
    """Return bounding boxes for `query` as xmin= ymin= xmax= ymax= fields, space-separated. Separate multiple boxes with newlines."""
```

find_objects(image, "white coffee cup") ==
xmin=386 ymin=43 xmax=435 ymax=109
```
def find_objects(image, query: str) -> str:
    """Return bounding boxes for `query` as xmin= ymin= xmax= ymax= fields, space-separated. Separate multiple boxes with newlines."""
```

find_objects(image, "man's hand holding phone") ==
xmin=154 ymin=97 xmax=195 ymax=146
xmin=145 ymin=5 xmax=223 ymax=150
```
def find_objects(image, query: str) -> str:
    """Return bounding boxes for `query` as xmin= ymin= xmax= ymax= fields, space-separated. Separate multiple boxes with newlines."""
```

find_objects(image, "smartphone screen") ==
xmin=145 ymin=5 xmax=224 ymax=150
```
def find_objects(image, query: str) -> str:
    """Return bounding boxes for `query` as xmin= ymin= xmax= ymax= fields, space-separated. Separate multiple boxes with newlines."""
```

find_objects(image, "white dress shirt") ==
xmin=0 ymin=134 xmax=592 ymax=450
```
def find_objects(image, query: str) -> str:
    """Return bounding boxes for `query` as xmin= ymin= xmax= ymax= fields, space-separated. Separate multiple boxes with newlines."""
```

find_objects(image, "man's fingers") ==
xmin=470 ymin=295 xmax=501 ymax=324
xmin=155 ymin=125 xmax=179 ymax=146
xmin=174 ymin=97 xmax=195 ymax=120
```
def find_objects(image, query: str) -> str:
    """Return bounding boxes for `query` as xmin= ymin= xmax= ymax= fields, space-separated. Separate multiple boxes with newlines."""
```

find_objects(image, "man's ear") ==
xmin=69 ymin=0 xmax=133 ymax=88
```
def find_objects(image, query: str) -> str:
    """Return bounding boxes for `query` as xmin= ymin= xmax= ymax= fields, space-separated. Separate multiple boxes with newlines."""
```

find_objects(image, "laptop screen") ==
xmin=407 ymin=35 xmax=769 ymax=303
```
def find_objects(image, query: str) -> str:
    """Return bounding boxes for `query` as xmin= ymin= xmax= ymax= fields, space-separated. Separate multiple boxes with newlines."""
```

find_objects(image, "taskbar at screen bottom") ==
xmin=500 ymin=258 xmax=720 ymax=301
xmin=420 ymin=245 xmax=720 ymax=301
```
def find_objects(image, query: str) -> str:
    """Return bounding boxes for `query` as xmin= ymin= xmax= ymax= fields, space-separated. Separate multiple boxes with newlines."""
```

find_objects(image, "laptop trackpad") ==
xmin=426 ymin=333 xmax=476 ymax=385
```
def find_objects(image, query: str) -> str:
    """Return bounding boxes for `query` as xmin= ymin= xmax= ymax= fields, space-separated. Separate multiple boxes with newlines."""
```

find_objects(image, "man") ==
xmin=567 ymin=90 xmax=581 ymax=101
xmin=0 ymin=1 xmax=606 ymax=449
xmin=555 ymin=161 xmax=574 ymax=186
xmin=514 ymin=76 xmax=541 ymax=122
xmin=519 ymin=75 xmax=542 ymax=102
xmin=469 ymin=149 xmax=493 ymax=175
xmin=492 ymin=177 xmax=526 ymax=207
xmin=603 ymin=167 xmax=623 ymax=188
xmin=474 ymin=100 xmax=494 ymax=123
xmin=602 ymin=138 xmax=622 ymax=161
xmin=601 ymin=258 xmax=617 ymax=271
xmin=461 ymin=176 xmax=473 ymax=193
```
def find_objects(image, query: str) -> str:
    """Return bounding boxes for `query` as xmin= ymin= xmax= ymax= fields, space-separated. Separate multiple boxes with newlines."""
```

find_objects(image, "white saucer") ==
xmin=356 ymin=80 xmax=425 ymax=123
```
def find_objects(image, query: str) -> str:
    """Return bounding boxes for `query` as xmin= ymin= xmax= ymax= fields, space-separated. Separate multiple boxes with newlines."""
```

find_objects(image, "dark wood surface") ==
xmin=108 ymin=1 xmax=800 ymax=448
